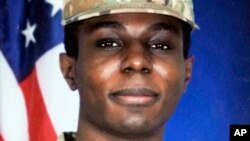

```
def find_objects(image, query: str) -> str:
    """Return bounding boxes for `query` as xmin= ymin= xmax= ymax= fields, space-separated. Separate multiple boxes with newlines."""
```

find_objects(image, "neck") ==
xmin=75 ymin=115 xmax=164 ymax=141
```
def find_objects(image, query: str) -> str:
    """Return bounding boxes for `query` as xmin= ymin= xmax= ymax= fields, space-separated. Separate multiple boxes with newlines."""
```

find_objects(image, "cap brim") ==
xmin=62 ymin=3 xmax=199 ymax=30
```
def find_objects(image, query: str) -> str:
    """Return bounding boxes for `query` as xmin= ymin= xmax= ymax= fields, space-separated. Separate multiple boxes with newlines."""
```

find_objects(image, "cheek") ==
xmin=92 ymin=58 xmax=121 ymax=92
xmin=99 ymin=61 xmax=120 ymax=81
xmin=153 ymin=64 xmax=169 ymax=78
xmin=75 ymin=56 xmax=122 ymax=122
xmin=152 ymin=61 xmax=186 ymax=120
xmin=76 ymin=57 xmax=120 ymax=101
xmin=153 ymin=60 xmax=186 ymax=95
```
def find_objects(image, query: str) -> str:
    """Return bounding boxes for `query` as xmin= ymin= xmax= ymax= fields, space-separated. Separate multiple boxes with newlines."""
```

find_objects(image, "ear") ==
xmin=59 ymin=53 xmax=77 ymax=90
xmin=183 ymin=56 xmax=194 ymax=92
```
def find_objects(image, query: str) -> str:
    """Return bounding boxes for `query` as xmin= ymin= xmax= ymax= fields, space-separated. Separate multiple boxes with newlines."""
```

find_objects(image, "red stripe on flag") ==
xmin=20 ymin=68 xmax=57 ymax=141
xmin=0 ymin=134 xmax=4 ymax=141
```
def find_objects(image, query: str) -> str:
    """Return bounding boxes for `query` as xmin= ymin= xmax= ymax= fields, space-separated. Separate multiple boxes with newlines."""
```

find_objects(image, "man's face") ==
xmin=61 ymin=13 xmax=193 ymax=136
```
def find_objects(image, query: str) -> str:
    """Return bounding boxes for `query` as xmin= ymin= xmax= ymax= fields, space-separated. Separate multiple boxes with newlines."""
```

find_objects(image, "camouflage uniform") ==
xmin=63 ymin=0 xmax=198 ymax=29
xmin=57 ymin=132 xmax=76 ymax=141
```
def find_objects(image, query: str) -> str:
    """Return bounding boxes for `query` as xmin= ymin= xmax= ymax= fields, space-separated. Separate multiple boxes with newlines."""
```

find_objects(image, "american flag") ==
xmin=0 ymin=0 xmax=79 ymax=141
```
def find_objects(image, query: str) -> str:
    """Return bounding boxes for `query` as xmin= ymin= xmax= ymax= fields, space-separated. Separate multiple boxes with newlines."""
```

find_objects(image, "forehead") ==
xmin=77 ymin=13 xmax=183 ymax=33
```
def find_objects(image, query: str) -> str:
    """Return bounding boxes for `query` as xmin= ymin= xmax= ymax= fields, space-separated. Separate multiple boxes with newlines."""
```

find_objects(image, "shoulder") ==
xmin=57 ymin=132 xmax=76 ymax=141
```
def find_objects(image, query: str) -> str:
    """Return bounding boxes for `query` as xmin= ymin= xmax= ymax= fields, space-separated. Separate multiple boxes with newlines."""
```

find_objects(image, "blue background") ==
xmin=165 ymin=0 xmax=250 ymax=141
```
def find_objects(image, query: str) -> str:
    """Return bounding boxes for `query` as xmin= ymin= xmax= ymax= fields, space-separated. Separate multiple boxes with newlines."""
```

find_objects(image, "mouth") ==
xmin=109 ymin=88 xmax=160 ymax=107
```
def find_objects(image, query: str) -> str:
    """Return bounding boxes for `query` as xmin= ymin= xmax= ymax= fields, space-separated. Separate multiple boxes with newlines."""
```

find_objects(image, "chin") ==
xmin=105 ymin=112 xmax=165 ymax=138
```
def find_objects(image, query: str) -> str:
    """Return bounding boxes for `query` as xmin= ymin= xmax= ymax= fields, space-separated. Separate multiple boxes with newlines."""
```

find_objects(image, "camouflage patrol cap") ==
xmin=63 ymin=0 xmax=198 ymax=29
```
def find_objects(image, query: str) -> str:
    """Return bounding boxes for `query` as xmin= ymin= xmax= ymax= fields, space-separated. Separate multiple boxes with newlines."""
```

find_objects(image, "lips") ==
xmin=109 ymin=88 xmax=160 ymax=106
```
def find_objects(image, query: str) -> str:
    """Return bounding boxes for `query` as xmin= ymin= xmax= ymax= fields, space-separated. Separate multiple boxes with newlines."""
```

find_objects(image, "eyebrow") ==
xmin=88 ymin=21 xmax=125 ymax=33
xmin=147 ymin=22 xmax=179 ymax=33
xmin=87 ymin=21 xmax=179 ymax=34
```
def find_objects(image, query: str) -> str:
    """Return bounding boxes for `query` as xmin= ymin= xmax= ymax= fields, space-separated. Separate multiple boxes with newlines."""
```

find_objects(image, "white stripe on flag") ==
xmin=36 ymin=44 xmax=79 ymax=136
xmin=0 ymin=51 xmax=29 ymax=141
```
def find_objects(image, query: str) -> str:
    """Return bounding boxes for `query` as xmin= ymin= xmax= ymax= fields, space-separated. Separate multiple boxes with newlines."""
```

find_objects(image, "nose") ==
xmin=120 ymin=41 xmax=153 ymax=74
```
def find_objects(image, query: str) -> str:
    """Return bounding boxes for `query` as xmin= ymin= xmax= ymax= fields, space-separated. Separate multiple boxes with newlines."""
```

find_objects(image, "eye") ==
xmin=96 ymin=38 xmax=123 ymax=49
xmin=148 ymin=42 xmax=171 ymax=50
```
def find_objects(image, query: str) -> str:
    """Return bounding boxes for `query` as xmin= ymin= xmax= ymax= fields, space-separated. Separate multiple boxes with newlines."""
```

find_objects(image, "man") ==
xmin=58 ymin=0 xmax=198 ymax=140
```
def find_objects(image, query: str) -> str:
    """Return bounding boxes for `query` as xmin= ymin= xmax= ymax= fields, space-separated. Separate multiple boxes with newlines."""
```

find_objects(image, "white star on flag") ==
xmin=21 ymin=20 xmax=37 ymax=48
xmin=46 ymin=0 xmax=63 ymax=17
